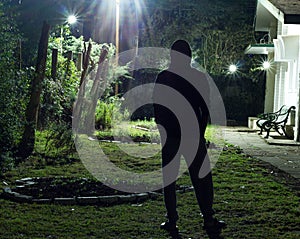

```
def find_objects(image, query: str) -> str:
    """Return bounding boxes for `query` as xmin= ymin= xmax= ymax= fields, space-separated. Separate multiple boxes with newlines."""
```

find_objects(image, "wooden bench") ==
xmin=256 ymin=105 xmax=295 ymax=139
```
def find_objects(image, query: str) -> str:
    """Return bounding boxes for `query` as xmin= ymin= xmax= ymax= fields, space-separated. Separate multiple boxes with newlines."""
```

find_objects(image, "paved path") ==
xmin=223 ymin=126 xmax=300 ymax=179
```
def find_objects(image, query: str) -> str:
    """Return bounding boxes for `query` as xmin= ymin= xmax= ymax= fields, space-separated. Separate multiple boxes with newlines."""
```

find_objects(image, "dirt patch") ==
xmin=13 ymin=177 xmax=134 ymax=199
xmin=11 ymin=177 xmax=190 ymax=200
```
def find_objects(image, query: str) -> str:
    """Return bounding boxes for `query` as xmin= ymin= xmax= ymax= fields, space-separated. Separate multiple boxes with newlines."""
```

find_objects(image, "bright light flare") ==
xmin=67 ymin=15 xmax=77 ymax=25
xmin=93 ymin=0 xmax=146 ymax=47
xmin=262 ymin=61 xmax=271 ymax=70
xmin=228 ymin=64 xmax=238 ymax=74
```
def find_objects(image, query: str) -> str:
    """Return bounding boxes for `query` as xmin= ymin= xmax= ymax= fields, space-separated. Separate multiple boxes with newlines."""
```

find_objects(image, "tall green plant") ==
xmin=95 ymin=97 xmax=129 ymax=130
xmin=0 ymin=2 xmax=27 ymax=172
xmin=41 ymin=53 xmax=80 ymax=127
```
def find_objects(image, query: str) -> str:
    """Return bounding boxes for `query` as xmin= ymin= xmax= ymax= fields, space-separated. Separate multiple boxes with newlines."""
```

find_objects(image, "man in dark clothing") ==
xmin=153 ymin=40 xmax=226 ymax=238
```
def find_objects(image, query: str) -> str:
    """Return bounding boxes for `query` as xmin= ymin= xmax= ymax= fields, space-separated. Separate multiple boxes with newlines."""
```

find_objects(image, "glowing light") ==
xmin=262 ymin=61 xmax=271 ymax=70
xmin=67 ymin=15 xmax=77 ymax=25
xmin=229 ymin=64 xmax=237 ymax=73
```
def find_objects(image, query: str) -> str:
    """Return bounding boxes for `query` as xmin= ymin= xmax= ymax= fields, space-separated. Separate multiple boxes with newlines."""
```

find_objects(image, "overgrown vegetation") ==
xmin=0 ymin=5 xmax=132 ymax=173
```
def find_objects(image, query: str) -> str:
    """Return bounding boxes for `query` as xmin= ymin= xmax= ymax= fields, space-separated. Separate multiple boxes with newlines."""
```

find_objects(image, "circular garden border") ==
xmin=1 ymin=177 xmax=194 ymax=206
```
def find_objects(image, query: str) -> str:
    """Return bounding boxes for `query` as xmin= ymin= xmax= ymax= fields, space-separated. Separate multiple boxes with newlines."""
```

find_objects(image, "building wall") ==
xmin=255 ymin=0 xmax=300 ymax=141
xmin=264 ymin=52 xmax=275 ymax=112
xmin=273 ymin=62 xmax=286 ymax=110
xmin=273 ymin=23 xmax=300 ymax=140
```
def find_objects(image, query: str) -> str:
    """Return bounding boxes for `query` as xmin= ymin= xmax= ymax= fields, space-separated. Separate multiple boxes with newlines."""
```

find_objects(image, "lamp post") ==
xmin=115 ymin=0 xmax=120 ymax=95
xmin=116 ymin=0 xmax=120 ymax=58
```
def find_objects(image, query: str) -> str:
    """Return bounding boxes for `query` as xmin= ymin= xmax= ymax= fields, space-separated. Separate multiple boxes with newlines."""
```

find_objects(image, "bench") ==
xmin=256 ymin=105 xmax=296 ymax=139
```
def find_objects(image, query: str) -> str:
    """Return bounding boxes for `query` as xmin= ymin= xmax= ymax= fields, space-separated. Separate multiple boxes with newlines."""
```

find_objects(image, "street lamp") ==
xmin=115 ymin=0 xmax=120 ymax=95
xmin=114 ymin=0 xmax=139 ymax=94
xmin=116 ymin=0 xmax=120 ymax=57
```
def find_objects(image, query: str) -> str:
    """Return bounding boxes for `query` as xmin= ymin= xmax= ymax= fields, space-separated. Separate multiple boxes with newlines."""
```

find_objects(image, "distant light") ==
xmin=229 ymin=64 xmax=237 ymax=73
xmin=67 ymin=15 xmax=77 ymax=25
xmin=262 ymin=61 xmax=271 ymax=70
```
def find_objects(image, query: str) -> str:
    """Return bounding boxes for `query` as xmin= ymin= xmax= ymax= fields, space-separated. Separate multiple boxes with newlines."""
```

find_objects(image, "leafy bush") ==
xmin=44 ymin=122 xmax=76 ymax=157
xmin=95 ymin=97 xmax=130 ymax=130
xmin=40 ymin=53 xmax=79 ymax=128
xmin=95 ymin=101 xmax=115 ymax=130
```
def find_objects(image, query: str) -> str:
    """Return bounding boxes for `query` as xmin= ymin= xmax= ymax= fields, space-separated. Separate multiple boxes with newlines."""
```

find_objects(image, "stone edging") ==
xmin=1 ymin=178 xmax=194 ymax=206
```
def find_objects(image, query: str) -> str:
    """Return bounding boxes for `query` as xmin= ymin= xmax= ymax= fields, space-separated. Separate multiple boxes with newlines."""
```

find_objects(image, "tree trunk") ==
xmin=51 ymin=48 xmax=58 ymax=80
xmin=80 ymin=42 xmax=92 ymax=87
xmin=76 ymin=52 xmax=83 ymax=71
xmin=65 ymin=50 xmax=73 ymax=79
xmin=17 ymin=21 xmax=50 ymax=161
xmin=84 ymin=49 xmax=108 ymax=135
xmin=72 ymin=42 xmax=93 ymax=132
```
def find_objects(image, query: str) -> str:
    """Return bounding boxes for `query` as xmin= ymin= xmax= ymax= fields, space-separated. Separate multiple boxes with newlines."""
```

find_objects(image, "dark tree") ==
xmin=17 ymin=22 xmax=51 ymax=161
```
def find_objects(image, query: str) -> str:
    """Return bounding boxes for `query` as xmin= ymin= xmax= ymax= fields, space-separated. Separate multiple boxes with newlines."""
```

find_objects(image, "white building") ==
xmin=245 ymin=0 xmax=300 ymax=141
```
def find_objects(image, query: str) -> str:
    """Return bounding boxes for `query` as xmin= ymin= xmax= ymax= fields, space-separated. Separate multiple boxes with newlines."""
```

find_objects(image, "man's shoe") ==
xmin=203 ymin=218 xmax=226 ymax=238
xmin=160 ymin=221 xmax=178 ymax=232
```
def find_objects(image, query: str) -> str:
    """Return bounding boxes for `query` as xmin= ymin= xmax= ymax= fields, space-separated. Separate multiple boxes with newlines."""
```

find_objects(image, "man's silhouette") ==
xmin=153 ymin=40 xmax=226 ymax=238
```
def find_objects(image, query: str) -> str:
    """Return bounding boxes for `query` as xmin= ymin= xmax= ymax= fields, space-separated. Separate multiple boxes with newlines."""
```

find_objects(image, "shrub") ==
xmin=44 ymin=122 xmax=76 ymax=157
xmin=95 ymin=97 xmax=129 ymax=130
xmin=95 ymin=100 xmax=114 ymax=130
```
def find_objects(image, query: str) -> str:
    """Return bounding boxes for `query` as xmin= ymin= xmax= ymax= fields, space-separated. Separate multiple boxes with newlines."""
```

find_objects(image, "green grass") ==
xmin=0 ymin=131 xmax=299 ymax=238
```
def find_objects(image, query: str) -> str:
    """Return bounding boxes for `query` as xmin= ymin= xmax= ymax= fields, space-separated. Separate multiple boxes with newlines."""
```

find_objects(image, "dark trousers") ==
xmin=161 ymin=135 xmax=215 ymax=222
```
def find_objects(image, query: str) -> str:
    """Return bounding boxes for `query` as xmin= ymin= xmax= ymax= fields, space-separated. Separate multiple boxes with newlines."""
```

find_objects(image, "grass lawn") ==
xmin=0 ymin=130 xmax=299 ymax=238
